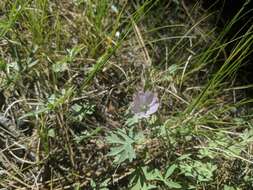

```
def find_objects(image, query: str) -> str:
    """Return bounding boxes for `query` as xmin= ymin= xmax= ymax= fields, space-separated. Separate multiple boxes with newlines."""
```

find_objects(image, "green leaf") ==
xmin=164 ymin=180 xmax=182 ymax=189
xmin=66 ymin=45 xmax=84 ymax=62
xmin=165 ymin=164 xmax=177 ymax=179
xmin=48 ymin=128 xmax=55 ymax=138
xmin=126 ymin=116 xmax=139 ymax=127
xmin=74 ymin=183 xmax=80 ymax=190
xmin=52 ymin=61 xmax=68 ymax=73
xmin=106 ymin=128 xmax=143 ymax=164
xmin=168 ymin=64 xmax=179 ymax=74
xmin=142 ymin=166 xmax=161 ymax=181
xmin=0 ymin=58 xmax=6 ymax=70
xmin=19 ymin=107 xmax=49 ymax=120
xmin=71 ymin=104 xmax=82 ymax=112
xmin=131 ymin=177 xmax=157 ymax=190
xmin=224 ymin=185 xmax=236 ymax=190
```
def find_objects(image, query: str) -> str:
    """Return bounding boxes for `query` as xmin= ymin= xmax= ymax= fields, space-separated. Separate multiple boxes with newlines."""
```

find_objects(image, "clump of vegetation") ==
xmin=0 ymin=0 xmax=253 ymax=189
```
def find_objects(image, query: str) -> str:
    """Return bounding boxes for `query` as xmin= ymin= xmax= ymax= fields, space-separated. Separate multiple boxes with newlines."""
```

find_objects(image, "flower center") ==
xmin=140 ymin=104 xmax=149 ymax=112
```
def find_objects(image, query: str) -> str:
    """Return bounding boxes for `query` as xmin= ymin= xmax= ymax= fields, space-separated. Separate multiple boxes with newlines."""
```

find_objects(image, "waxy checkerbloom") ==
xmin=131 ymin=91 xmax=159 ymax=118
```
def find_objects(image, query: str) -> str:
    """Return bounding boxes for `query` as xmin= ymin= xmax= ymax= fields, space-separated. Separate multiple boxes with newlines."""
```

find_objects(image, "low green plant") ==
xmin=129 ymin=165 xmax=181 ymax=189
xmin=106 ymin=127 xmax=145 ymax=165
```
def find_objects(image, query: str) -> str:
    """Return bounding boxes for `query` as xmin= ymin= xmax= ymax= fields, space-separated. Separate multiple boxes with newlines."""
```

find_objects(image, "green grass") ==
xmin=0 ymin=0 xmax=253 ymax=189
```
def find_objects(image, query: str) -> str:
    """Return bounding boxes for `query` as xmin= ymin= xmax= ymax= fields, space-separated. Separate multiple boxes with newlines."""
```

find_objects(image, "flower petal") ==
xmin=131 ymin=90 xmax=159 ymax=118
xmin=132 ymin=92 xmax=142 ymax=113
xmin=135 ymin=112 xmax=149 ymax=118
xmin=146 ymin=102 xmax=159 ymax=115
xmin=142 ymin=91 xmax=152 ymax=103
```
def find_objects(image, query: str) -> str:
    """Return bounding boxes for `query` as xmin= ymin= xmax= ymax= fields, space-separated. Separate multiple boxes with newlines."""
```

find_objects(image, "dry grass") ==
xmin=0 ymin=0 xmax=253 ymax=189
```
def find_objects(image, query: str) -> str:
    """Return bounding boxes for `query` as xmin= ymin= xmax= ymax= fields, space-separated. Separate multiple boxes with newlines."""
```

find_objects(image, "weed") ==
xmin=0 ymin=0 xmax=253 ymax=189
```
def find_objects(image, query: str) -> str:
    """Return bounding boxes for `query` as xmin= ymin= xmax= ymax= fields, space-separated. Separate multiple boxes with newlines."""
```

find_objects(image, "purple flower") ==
xmin=131 ymin=91 xmax=159 ymax=118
